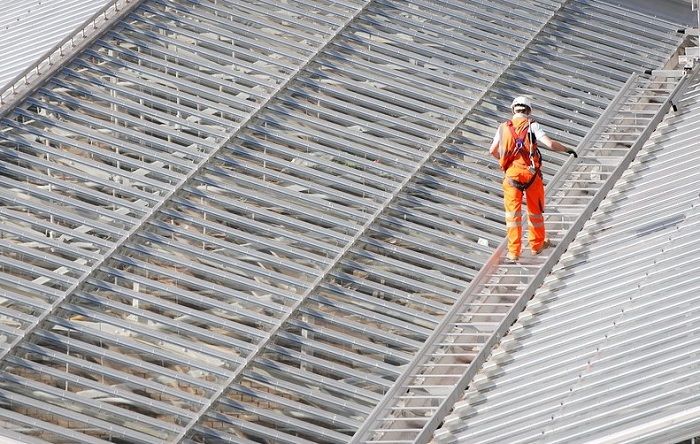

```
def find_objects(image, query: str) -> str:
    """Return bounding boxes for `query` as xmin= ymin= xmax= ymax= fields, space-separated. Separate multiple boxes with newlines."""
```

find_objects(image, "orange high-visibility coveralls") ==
xmin=497 ymin=117 xmax=546 ymax=258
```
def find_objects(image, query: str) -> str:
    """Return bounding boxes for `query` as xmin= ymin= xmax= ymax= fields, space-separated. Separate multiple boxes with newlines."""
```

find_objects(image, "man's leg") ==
xmin=503 ymin=178 xmax=523 ymax=259
xmin=525 ymin=174 xmax=547 ymax=253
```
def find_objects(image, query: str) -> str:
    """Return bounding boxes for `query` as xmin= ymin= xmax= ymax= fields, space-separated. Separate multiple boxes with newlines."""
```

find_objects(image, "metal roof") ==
xmin=433 ymin=67 xmax=700 ymax=444
xmin=0 ymin=0 xmax=112 ymax=90
xmin=0 ymin=0 xmax=691 ymax=443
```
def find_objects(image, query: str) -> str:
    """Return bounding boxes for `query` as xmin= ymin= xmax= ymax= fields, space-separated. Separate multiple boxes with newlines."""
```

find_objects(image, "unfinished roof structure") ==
xmin=0 ymin=0 xmax=696 ymax=443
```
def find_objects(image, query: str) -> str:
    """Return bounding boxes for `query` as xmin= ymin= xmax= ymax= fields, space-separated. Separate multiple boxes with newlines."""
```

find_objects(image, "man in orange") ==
xmin=489 ymin=96 xmax=577 ymax=262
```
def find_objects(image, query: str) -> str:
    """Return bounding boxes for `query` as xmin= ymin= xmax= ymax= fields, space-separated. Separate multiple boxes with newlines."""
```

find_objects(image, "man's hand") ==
xmin=546 ymin=138 xmax=577 ymax=159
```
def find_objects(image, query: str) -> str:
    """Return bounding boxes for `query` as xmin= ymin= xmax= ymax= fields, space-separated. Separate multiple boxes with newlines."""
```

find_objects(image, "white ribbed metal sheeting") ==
xmin=434 ymin=68 xmax=700 ymax=444
xmin=0 ymin=0 xmax=687 ymax=443
xmin=0 ymin=0 xmax=112 ymax=89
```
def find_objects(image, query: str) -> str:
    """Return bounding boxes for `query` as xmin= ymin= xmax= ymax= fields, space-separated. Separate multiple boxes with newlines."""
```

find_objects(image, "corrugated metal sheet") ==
xmin=0 ymin=0 xmax=112 ymax=89
xmin=434 ymin=66 xmax=700 ymax=444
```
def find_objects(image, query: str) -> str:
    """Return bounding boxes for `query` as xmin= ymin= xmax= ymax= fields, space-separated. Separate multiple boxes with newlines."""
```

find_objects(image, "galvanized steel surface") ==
xmin=0 ymin=0 xmax=689 ymax=443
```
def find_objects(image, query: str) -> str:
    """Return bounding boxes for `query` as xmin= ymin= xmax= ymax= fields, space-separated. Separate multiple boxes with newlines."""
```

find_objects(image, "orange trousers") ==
xmin=503 ymin=168 xmax=546 ymax=257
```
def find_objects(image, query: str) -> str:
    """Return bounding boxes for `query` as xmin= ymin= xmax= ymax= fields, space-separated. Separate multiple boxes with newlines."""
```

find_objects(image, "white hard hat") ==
xmin=511 ymin=96 xmax=532 ymax=111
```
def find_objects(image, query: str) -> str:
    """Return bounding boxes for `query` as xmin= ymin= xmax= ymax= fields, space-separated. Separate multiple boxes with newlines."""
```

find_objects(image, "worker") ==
xmin=489 ymin=96 xmax=578 ymax=262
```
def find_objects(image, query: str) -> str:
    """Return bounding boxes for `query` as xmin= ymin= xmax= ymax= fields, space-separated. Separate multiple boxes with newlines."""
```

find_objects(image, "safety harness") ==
xmin=508 ymin=172 xmax=541 ymax=192
xmin=501 ymin=119 xmax=542 ymax=191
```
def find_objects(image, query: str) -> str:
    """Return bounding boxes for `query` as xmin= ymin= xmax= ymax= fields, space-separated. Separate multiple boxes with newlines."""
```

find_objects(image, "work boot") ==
xmin=505 ymin=252 xmax=520 ymax=263
xmin=532 ymin=239 xmax=552 ymax=255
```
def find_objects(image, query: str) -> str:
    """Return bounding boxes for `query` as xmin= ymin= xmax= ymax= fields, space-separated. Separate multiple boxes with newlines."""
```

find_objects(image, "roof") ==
xmin=434 ymin=68 xmax=700 ymax=443
xmin=0 ymin=0 xmax=695 ymax=443
xmin=0 ymin=0 xmax=112 ymax=90
xmin=620 ymin=0 xmax=697 ymax=26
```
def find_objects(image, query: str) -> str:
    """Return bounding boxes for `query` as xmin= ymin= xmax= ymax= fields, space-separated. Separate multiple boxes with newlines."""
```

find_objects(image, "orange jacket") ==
xmin=498 ymin=117 xmax=541 ymax=172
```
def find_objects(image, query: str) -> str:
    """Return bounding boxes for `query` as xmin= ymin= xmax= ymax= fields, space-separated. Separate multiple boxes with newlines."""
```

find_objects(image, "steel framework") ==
xmin=0 ymin=0 xmax=688 ymax=443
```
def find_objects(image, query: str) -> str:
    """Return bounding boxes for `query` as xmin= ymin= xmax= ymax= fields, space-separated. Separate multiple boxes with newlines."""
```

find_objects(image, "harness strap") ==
xmin=502 ymin=120 xmax=540 ymax=172
xmin=507 ymin=170 xmax=540 ymax=192
xmin=506 ymin=121 xmax=527 ymax=151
